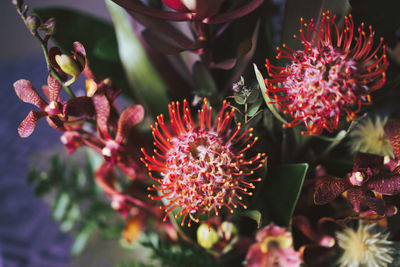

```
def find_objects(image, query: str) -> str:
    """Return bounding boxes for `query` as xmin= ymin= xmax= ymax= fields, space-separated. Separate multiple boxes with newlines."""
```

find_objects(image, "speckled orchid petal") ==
xmin=47 ymin=75 xmax=62 ymax=102
xmin=64 ymin=96 xmax=95 ymax=118
xmin=367 ymin=174 xmax=400 ymax=195
xmin=353 ymin=152 xmax=384 ymax=172
xmin=93 ymin=93 xmax=111 ymax=139
xmin=14 ymin=79 xmax=47 ymax=110
xmin=314 ymin=176 xmax=351 ymax=205
xmin=115 ymin=105 xmax=145 ymax=144
xmin=384 ymin=120 xmax=400 ymax=159
xmin=18 ymin=110 xmax=46 ymax=138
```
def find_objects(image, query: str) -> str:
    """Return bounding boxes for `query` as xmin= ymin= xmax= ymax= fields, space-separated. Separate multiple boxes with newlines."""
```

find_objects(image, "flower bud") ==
xmin=26 ymin=15 xmax=41 ymax=31
xmin=197 ymin=224 xmax=219 ymax=249
xmin=38 ymin=17 xmax=56 ymax=35
xmin=11 ymin=0 xmax=23 ymax=8
xmin=55 ymin=54 xmax=82 ymax=86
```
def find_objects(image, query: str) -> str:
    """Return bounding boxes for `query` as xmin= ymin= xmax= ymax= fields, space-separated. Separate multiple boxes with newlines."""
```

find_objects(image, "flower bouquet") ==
xmin=10 ymin=0 xmax=400 ymax=266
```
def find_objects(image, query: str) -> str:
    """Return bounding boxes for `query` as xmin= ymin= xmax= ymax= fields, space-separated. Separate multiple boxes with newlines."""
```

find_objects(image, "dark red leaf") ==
xmin=367 ymin=174 xmax=400 ymax=195
xmin=292 ymin=216 xmax=318 ymax=242
xmin=196 ymin=0 xmax=225 ymax=19
xmin=14 ymin=79 xmax=47 ymax=110
xmin=204 ymin=0 xmax=263 ymax=24
xmin=161 ymin=0 xmax=190 ymax=12
xmin=384 ymin=120 xmax=400 ymax=159
xmin=314 ymin=176 xmax=350 ymax=205
xmin=18 ymin=110 xmax=46 ymax=138
xmin=115 ymin=105 xmax=144 ymax=144
xmin=64 ymin=96 xmax=95 ymax=118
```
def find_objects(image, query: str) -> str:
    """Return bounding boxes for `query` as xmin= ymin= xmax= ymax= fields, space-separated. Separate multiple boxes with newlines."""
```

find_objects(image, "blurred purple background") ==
xmin=0 ymin=1 xmax=109 ymax=266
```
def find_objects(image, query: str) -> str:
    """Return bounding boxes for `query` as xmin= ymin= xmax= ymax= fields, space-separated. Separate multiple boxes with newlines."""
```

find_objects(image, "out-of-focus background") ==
xmin=0 ymin=1 xmax=144 ymax=266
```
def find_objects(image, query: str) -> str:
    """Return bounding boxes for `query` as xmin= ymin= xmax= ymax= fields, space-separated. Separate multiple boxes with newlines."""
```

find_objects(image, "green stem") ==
xmin=17 ymin=7 xmax=76 ymax=98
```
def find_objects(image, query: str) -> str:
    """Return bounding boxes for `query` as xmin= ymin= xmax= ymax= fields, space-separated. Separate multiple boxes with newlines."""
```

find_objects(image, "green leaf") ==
xmin=193 ymin=61 xmax=218 ymax=96
xmin=256 ymin=163 xmax=308 ymax=227
xmin=247 ymin=98 xmax=263 ymax=117
xmin=33 ymin=7 xmax=132 ymax=98
xmin=52 ymin=192 xmax=70 ymax=221
xmin=253 ymin=63 xmax=287 ymax=124
xmin=71 ymin=224 xmax=95 ymax=256
xmin=106 ymin=0 xmax=170 ymax=116
xmin=244 ymin=210 xmax=262 ymax=228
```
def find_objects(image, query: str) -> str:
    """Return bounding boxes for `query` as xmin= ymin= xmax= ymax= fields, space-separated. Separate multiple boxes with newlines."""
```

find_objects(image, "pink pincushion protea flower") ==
xmin=141 ymin=99 xmax=266 ymax=226
xmin=265 ymin=11 xmax=388 ymax=135
xmin=244 ymin=224 xmax=302 ymax=267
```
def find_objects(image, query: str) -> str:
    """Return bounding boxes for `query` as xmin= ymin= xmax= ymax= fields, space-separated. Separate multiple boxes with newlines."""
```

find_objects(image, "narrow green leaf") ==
xmin=52 ymin=192 xmax=70 ymax=221
xmin=244 ymin=210 xmax=262 ymax=228
xmin=253 ymin=63 xmax=287 ymax=124
xmin=193 ymin=61 xmax=218 ymax=95
xmin=71 ymin=224 xmax=95 ymax=256
xmin=256 ymin=163 xmax=308 ymax=227
xmin=106 ymin=0 xmax=170 ymax=116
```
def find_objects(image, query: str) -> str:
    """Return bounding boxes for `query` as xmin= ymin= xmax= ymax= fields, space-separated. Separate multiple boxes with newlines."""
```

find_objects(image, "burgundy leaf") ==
xmin=112 ymin=0 xmax=191 ymax=21
xmin=47 ymin=75 xmax=62 ymax=102
xmin=314 ymin=176 xmax=350 ymax=205
xmin=115 ymin=105 xmax=145 ymax=144
xmin=204 ymin=0 xmax=263 ymax=24
xmin=353 ymin=152 xmax=384 ymax=172
xmin=18 ymin=110 xmax=46 ymax=138
xmin=367 ymin=174 xmax=400 ymax=195
xmin=196 ymin=0 xmax=225 ymax=19
xmin=384 ymin=120 xmax=400 ymax=159
xmin=14 ymin=80 xmax=47 ymax=110
xmin=93 ymin=93 xmax=111 ymax=139
xmin=64 ymin=96 xmax=95 ymax=118
xmin=161 ymin=0 xmax=190 ymax=12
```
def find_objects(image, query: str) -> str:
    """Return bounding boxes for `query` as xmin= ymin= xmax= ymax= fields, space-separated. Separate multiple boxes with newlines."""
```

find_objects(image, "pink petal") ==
xmin=314 ymin=176 xmax=350 ymax=205
xmin=18 ymin=110 xmax=46 ymax=138
xmin=115 ymin=105 xmax=145 ymax=144
xmin=14 ymin=79 xmax=47 ymax=110
xmin=47 ymin=75 xmax=62 ymax=102
xmin=384 ymin=120 xmax=400 ymax=159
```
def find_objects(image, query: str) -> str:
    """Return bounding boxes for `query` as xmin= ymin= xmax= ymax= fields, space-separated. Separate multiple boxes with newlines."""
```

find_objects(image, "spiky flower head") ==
xmin=265 ymin=11 xmax=388 ymax=135
xmin=141 ymin=99 xmax=266 ymax=226
xmin=336 ymin=223 xmax=394 ymax=267
xmin=349 ymin=116 xmax=394 ymax=157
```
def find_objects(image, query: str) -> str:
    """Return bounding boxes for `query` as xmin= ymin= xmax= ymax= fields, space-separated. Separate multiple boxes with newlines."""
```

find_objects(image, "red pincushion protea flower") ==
xmin=265 ymin=11 xmax=388 ymax=135
xmin=141 ymin=99 xmax=266 ymax=226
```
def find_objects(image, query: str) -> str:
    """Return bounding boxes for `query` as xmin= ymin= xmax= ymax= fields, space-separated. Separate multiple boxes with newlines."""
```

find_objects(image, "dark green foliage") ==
xmin=27 ymin=153 xmax=124 ymax=256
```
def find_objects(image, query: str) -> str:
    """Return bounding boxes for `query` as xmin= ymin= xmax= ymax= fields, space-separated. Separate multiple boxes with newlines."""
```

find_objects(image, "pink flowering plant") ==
xmin=9 ymin=0 xmax=400 ymax=265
